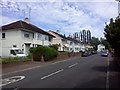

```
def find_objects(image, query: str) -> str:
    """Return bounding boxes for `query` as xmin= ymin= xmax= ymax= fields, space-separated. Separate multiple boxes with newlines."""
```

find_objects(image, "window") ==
xmin=37 ymin=33 xmax=42 ymax=40
xmin=33 ymin=33 xmax=34 ymax=38
xmin=24 ymin=33 xmax=29 ymax=38
xmin=10 ymin=50 xmax=16 ymax=55
xmin=70 ymin=42 xmax=72 ymax=45
xmin=2 ymin=33 xmax=5 ymax=39
xmin=13 ymin=45 xmax=17 ymax=47
xmin=45 ymin=36 xmax=48 ymax=40
xmin=49 ymin=37 xmax=52 ymax=42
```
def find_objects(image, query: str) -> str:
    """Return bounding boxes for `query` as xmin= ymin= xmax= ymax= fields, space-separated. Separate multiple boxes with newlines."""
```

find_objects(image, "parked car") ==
xmin=101 ymin=50 xmax=109 ymax=57
xmin=91 ymin=50 xmax=97 ymax=55
xmin=88 ymin=51 xmax=92 ymax=56
xmin=10 ymin=48 xmax=26 ymax=57
xmin=82 ymin=51 xmax=88 ymax=57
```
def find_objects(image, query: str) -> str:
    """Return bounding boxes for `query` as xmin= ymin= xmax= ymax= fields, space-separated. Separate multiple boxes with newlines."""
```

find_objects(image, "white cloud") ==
xmin=1 ymin=1 xmax=118 ymax=38
xmin=82 ymin=2 xmax=118 ymax=19
xmin=0 ymin=15 xmax=18 ymax=26
xmin=3 ymin=0 xmax=117 ymax=2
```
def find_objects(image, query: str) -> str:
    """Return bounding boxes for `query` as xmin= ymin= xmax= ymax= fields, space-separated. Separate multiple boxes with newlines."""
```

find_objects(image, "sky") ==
xmin=0 ymin=0 xmax=118 ymax=38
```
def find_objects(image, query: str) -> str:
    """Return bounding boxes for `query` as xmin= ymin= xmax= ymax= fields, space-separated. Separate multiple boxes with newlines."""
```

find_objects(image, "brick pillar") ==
xmin=41 ymin=56 xmax=44 ymax=62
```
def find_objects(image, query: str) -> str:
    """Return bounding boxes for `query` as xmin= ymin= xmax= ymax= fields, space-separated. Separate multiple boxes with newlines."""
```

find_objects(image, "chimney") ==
xmin=56 ymin=30 xmax=59 ymax=33
xmin=24 ymin=17 xmax=30 ymax=24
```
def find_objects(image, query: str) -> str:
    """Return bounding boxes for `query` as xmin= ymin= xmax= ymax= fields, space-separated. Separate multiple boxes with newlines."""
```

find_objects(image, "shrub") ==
xmin=33 ymin=46 xmax=58 ymax=61
xmin=49 ymin=44 xmax=59 ymax=51
xmin=29 ymin=47 xmax=35 ymax=53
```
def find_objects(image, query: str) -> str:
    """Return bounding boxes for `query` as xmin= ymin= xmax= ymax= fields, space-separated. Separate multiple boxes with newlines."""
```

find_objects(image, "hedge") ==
xmin=31 ymin=46 xmax=58 ymax=61
xmin=0 ymin=56 xmax=31 ymax=64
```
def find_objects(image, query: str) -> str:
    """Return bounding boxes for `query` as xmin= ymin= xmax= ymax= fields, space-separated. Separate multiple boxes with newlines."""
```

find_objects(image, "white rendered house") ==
xmin=49 ymin=31 xmax=82 ymax=52
xmin=0 ymin=20 xmax=54 ymax=57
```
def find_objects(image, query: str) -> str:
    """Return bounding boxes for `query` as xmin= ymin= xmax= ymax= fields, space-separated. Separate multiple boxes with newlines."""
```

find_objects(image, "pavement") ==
xmin=108 ymin=54 xmax=120 ymax=88
xmin=1 ymin=53 xmax=120 ymax=89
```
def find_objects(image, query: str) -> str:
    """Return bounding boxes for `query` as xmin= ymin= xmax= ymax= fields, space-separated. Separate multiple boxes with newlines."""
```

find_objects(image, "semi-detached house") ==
xmin=49 ymin=31 xmax=82 ymax=52
xmin=0 ymin=20 xmax=54 ymax=57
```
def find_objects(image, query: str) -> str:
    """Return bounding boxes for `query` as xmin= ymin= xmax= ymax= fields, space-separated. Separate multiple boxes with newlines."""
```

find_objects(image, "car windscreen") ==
xmin=14 ymin=49 xmax=24 ymax=54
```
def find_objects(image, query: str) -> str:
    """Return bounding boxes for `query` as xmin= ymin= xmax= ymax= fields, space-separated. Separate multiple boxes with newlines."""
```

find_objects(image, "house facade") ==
xmin=49 ymin=31 xmax=68 ymax=51
xmin=49 ymin=31 xmax=82 ymax=52
xmin=97 ymin=44 xmax=105 ymax=52
xmin=0 ymin=20 xmax=54 ymax=57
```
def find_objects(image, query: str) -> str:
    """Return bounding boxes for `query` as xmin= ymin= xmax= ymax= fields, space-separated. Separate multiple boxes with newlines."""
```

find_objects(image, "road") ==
xmin=2 ymin=53 xmax=108 ymax=89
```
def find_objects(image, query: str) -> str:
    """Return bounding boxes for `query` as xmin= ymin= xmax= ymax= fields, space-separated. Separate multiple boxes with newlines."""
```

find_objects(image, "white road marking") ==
xmin=0 ymin=76 xmax=25 ymax=87
xmin=13 ymin=88 xmax=19 ymax=90
xmin=41 ymin=69 xmax=64 ymax=80
xmin=52 ymin=57 xmax=78 ymax=65
xmin=68 ymin=63 xmax=78 ymax=68
xmin=106 ymin=55 xmax=110 ymax=89
xmin=52 ymin=61 xmax=64 ymax=64
xmin=2 ymin=66 xmax=41 ymax=76
xmin=52 ymin=59 xmax=71 ymax=64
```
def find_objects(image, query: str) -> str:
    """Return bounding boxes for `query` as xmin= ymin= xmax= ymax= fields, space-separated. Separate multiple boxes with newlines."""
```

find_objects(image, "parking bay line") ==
xmin=41 ymin=69 xmax=64 ymax=80
xmin=68 ymin=63 xmax=78 ymax=68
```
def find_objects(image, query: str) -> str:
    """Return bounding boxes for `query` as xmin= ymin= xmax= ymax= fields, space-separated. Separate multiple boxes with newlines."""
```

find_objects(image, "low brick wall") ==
xmin=2 ymin=52 xmax=81 ymax=68
xmin=54 ymin=52 xmax=81 ymax=61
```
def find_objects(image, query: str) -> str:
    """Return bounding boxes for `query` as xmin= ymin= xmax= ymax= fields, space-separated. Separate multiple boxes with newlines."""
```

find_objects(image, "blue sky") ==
xmin=0 ymin=0 xmax=118 ymax=38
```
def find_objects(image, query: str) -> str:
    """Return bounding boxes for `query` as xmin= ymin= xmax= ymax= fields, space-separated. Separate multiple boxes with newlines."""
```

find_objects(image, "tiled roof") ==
xmin=67 ymin=37 xmax=80 ymax=43
xmin=1 ymin=20 xmax=55 ymax=37
xmin=50 ymin=31 xmax=68 ymax=39
xmin=50 ymin=31 xmax=80 ymax=43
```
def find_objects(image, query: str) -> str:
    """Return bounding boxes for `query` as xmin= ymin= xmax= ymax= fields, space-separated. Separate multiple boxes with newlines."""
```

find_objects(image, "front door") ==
xmin=24 ymin=44 xmax=31 ymax=56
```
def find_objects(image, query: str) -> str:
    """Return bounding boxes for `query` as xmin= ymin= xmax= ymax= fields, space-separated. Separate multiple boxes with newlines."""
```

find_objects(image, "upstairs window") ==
xmin=37 ymin=33 xmax=42 ymax=40
xmin=2 ymin=33 xmax=5 ymax=39
xmin=49 ymin=37 xmax=52 ymax=42
xmin=24 ymin=32 xmax=30 ymax=38
xmin=45 ymin=36 xmax=48 ymax=40
xmin=13 ymin=45 xmax=17 ymax=47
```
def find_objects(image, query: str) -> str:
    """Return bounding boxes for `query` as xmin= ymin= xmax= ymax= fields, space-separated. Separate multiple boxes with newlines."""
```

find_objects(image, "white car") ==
xmin=10 ymin=48 xmax=26 ymax=57
xmin=101 ymin=50 xmax=109 ymax=57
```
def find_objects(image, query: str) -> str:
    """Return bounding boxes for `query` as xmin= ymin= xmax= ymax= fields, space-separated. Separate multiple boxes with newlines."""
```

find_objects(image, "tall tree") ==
xmin=91 ymin=37 xmax=100 ymax=50
xmin=104 ymin=18 xmax=120 ymax=56
xmin=100 ymin=38 xmax=110 ymax=49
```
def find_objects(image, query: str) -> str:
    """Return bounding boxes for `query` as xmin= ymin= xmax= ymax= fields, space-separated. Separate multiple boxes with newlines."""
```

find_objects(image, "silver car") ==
xmin=101 ymin=50 xmax=109 ymax=57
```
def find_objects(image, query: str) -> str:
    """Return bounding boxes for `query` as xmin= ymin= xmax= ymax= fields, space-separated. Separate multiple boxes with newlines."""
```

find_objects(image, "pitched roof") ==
xmin=1 ymin=20 xmax=55 ymax=37
xmin=50 ymin=31 xmax=68 ymax=39
xmin=67 ymin=37 xmax=80 ymax=43
xmin=50 ymin=31 xmax=80 ymax=43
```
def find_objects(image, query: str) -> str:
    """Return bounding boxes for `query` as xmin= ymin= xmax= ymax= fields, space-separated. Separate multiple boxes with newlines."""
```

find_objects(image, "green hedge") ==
xmin=32 ymin=46 xmax=58 ymax=61
xmin=49 ymin=44 xmax=59 ymax=51
xmin=1 ymin=56 xmax=31 ymax=64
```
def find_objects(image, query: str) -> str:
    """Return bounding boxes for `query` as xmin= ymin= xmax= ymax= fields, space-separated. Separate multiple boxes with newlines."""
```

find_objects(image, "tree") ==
xmin=91 ymin=37 xmax=100 ymax=50
xmin=100 ymin=38 xmax=110 ymax=49
xmin=104 ymin=18 xmax=120 ymax=56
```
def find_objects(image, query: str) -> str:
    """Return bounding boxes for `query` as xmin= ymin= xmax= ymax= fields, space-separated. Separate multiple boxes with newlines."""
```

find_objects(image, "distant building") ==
xmin=49 ymin=31 xmax=82 ymax=52
xmin=86 ymin=30 xmax=91 ymax=44
xmin=97 ymin=44 xmax=105 ymax=52
xmin=73 ymin=30 xmax=91 ymax=44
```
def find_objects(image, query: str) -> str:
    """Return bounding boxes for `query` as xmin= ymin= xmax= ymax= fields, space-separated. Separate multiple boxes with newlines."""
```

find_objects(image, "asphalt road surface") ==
xmin=2 ymin=53 xmax=108 ymax=89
